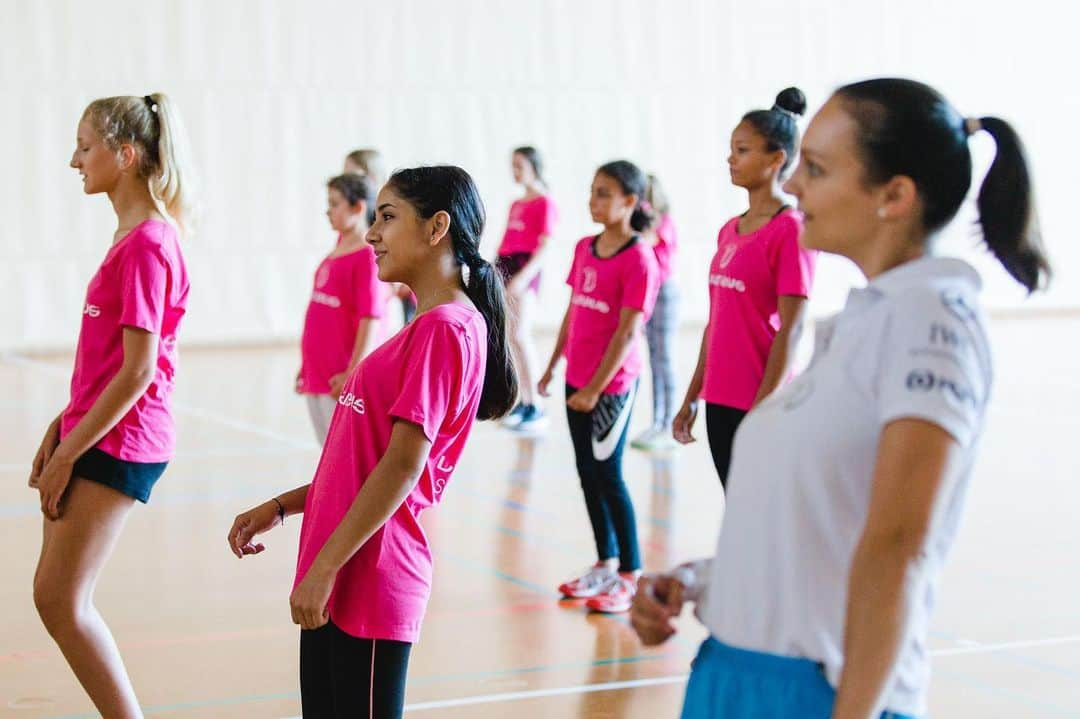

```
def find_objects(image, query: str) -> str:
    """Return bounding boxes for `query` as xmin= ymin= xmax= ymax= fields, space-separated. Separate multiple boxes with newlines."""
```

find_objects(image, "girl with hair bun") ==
xmin=30 ymin=92 xmax=196 ymax=717
xmin=673 ymin=87 xmax=818 ymax=489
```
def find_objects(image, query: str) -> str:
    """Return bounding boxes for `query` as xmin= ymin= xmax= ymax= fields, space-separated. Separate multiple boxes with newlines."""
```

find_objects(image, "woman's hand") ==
xmin=630 ymin=573 xmax=687 ymax=646
xmin=29 ymin=418 xmax=61 ymax=490
xmin=566 ymin=387 xmax=600 ymax=413
xmin=290 ymin=563 xmax=335 ymax=630
xmin=672 ymin=400 xmax=699 ymax=444
xmin=328 ymin=373 xmax=348 ymax=399
xmin=37 ymin=455 xmax=75 ymax=520
xmin=227 ymin=501 xmax=282 ymax=558
xmin=538 ymin=367 xmax=555 ymax=398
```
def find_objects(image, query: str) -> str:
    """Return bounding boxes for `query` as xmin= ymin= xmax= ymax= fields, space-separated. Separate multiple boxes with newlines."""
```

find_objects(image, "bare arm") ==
xmin=330 ymin=317 xmax=377 ymax=397
xmin=672 ymin=325 xmax=710 ymax=443
xmin=289 ymin=420 xmax=431 ymax=628
xmin=538 ymin=305 xmax=572 ymax=396
xmin=751 ymin=295 xmax=808 ymax=407
xmin=832 ymin=419 xmax=963 ymax=719
xmin=36 ymin=327 xmax=158 ymax=518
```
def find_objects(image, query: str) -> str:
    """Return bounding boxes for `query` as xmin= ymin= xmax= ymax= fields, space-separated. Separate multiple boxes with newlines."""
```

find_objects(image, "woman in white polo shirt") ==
xmin=630 ymin=78 xmax=1051 ymax=718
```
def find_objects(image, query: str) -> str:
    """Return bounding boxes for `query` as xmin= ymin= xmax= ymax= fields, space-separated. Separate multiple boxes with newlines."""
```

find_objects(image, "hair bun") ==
xmin=774 ymin=87 xmax=807 ymax=117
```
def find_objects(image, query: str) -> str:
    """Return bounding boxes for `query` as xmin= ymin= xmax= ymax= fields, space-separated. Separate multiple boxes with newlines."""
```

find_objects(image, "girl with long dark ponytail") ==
xmin=229 ymin=165 xmax=514 ymax=718
xmin=631 ymin=79 xmax=1050 ymax=718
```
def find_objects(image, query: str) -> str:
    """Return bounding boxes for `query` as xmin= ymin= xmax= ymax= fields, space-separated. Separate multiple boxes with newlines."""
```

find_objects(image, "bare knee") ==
xmin=34 ymin=578 xmax=84 ymax=636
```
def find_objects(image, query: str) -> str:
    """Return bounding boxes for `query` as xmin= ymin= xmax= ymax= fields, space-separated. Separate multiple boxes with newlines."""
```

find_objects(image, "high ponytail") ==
xmin=836 ymin=78 xmax=1052 ymax=293
xmin=83 ymin=92 xmax=199 ymax=235
xmin=974 ymin=117 xmax=1051 ymax=293
xmin=386 ymin=166 xmax=518 ymax=420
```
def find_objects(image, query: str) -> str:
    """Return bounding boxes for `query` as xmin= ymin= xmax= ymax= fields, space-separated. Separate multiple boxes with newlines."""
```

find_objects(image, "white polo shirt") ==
xmin=698 ymin=256 xmax=992 ymax=716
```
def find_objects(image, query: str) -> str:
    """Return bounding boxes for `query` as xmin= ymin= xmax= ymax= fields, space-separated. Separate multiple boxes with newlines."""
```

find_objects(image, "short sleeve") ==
xmin=620 ymin=248 xmax=659 ymax=315
xmin=388 ymin=318 xmax=467 ymax=441
xmin=119 ymin=239 xmax=168 ymax=333
xmin=770 ymin=216 xmax=815 ymax=298
xmin=876 ymin=289 xmax=992 ymax=447
xmin=565 ymin=240 xmax=585 ymax=287
xmin=352 ymin=252 xmax=384 ymax=319
xmin=538 ymin=196 xmax=558 ymax=236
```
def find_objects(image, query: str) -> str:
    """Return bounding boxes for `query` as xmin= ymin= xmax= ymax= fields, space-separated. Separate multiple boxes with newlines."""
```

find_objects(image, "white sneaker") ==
xmin=558 ymin=564 xmax=617 ymax=598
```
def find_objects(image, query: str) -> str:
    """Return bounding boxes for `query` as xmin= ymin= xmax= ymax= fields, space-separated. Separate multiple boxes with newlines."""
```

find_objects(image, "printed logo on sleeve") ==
xmin=337 ymin=392 xmax=365 ymax=415
xmin=940 ymin=289 xmax=977 ymax=322
xmin=83 ymin=303 xmax=101 ymax=318
xmin=433 ymin=456 xmax=455 ymax=496
xmin=905 ymin=369 xmax=979 ymax=408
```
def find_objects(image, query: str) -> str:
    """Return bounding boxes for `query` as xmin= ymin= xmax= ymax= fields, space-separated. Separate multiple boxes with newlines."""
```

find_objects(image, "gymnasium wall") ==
xmin=1 ymin=0 xmax=1074 ymax=351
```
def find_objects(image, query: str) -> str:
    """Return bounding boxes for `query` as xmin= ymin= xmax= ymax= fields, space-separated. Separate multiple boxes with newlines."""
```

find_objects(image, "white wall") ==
xmin=2 ymin=0 xmax=1075 ymax=351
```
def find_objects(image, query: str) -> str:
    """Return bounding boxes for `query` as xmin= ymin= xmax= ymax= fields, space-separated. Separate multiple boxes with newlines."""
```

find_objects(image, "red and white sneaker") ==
xmin=558 ymin=564 xmax=617 ymax=599
xmin=584 ymin=573 xmax=638 ymax=613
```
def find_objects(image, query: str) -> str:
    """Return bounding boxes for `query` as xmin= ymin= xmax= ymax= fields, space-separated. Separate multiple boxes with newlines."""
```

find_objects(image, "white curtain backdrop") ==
xmin=2 ymin=0 xmax=1074 ymax=351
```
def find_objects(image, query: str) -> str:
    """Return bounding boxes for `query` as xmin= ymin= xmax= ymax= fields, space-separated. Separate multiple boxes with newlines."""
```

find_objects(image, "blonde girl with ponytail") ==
xmin=28 ymin=92 xmax=197 ymax=718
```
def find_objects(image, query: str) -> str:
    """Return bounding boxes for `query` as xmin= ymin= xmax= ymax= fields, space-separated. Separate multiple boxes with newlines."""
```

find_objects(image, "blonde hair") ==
xmin=82 ymin=92 xmax=199 ymax=234
xmin=344 ymin=148 xmax=386 ymax=187
xmin=645 ymin=173 xmax=671 ymax=216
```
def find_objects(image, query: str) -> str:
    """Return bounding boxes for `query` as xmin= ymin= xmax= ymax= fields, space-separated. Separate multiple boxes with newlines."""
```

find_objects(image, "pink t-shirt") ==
xmin=61 ymin=219 xmax=189 ymax=463
xmin=701 ymin=209 xmax=816 ymax=410
xmin=564 ymin=236 xmax=659 ymax=395
xmin=299 ymin=245 xmax=385 ymax=395
xmin=497 ymin=194 xmax=558 ymax=256
xmin=651 ymin=213 xmax=679 ymax=283
xmin=294 ymin=303 xmax=487 ymax=643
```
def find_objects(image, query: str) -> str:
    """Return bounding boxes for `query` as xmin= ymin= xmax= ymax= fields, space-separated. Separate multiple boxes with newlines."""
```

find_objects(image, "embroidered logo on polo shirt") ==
xmin=905 ymin=369 xmax=979 ymax=408
xmin=940 ymin=289 xmax=977 ymax=322
xmin=83 ymin=304 xmax=101 ymax=318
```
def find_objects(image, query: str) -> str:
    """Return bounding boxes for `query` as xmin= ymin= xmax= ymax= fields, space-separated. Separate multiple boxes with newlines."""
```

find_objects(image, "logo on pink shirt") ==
xmin=311 ymin=290 xmax=342 ymax=308
xmin=83 ymin=303 xmax=101 ymax=318
xmin=709 ymin=273 xmax=746 ymax=293
xmin=338 ymin=392 xmax=365 ymax=414
xmin=316 ymin=264 xmax=331 ymax=288
xmin=718 ymin=245 xmax=738 ymax=269
xmin=582 ymin=267 xmax=598 ymax=293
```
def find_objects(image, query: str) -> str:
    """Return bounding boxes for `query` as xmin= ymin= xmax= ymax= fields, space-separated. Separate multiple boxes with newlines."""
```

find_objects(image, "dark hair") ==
xmin=386 ymin=166 xmax=518 ymax=419
xmin=596 ymin=160 xmax=653 ymax=232
xmin=328 ymin=173 xmax=373 ymax=207
xmin=328 ymin=173 xmax=376 ymax=225
xmin=742 ymin=87 xmax=807 ymax=175
xmin=836 ymin=78 xmax=1051 ymax=293
xmin=513 ymin=146 xmax=546 ymax=186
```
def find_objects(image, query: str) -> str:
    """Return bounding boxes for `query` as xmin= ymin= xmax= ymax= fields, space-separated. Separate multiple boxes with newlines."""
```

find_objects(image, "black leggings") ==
xmin=705 ymin=403 xmax=748 ymax=490
xmin=565 ymin=383 xmax=641 ymax=572
xmin=300 ymin=620 xmax=412 ymax=719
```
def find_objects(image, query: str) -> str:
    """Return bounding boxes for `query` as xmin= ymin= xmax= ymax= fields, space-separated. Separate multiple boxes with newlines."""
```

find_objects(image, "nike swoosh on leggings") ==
xmin=591 ymin=383 xmax=636 ymax=461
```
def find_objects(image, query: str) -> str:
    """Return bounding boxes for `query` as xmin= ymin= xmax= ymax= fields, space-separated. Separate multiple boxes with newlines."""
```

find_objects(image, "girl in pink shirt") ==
xmin=674 ymin=88 xmax=817 ymax=489
xmin=28 ymin=93 xmax=196 ymax=718
xmin=631 ymin=174 xmax=680 ymax=451
xmin=297 ymin=173 xmax=386 ymax=443
xmin=495 ymin=146 xmax=558 ymax=433
xmin=539 ymin=160 xmax=660 ymax=614
xmin=229 ymin=166 xmax=517 ymax=719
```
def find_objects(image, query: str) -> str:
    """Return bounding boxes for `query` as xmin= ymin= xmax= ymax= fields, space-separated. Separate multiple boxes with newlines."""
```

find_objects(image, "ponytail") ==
xmin=974 ymin=117 xmax=1052 ymax=293
xmin=596 ymin=160 xmax=654 ymax=233
xmin=460 ymin=254 xmax=518 ymax=420
xmin=386 ymin=166 xmax=518 ymax=420
xmin=83 ymin=92 xmax=199 ymax=235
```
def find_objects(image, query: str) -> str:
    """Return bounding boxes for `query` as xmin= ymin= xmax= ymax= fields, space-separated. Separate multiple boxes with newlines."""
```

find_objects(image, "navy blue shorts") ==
xmin=72 ymin=448 xmax=168 ymax=504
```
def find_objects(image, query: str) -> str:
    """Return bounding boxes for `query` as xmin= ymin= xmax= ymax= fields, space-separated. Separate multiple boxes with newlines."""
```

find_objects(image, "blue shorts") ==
xmin=680 ymin=637 xmax=920 ymax=719
xmin=72 ymin=448 xmax=168 ymax=504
